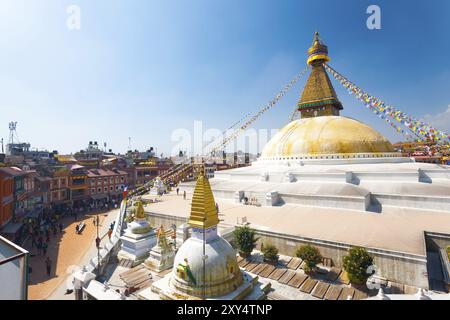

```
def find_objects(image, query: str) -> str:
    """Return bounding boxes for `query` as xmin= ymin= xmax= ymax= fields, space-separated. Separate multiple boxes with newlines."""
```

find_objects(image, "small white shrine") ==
xmin=144 ymin=225 xmax=175 ymax=273
xmin=118 ymin=200 xmax=156 ymax=266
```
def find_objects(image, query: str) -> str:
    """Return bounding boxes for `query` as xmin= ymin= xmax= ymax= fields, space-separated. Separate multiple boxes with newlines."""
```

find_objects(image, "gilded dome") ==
xmin=261 ymin=116 xmax=394 ymax=159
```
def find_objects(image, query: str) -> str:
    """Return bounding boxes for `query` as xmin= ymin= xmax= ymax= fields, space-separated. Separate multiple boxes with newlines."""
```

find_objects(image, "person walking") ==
xmin=37 ymin=241 xmax=42 ymax=256
xmin=215 ymin=203 xmax=219 ymax=213
xmin=45 ymin=230 xmax=50 ymax=243
xmin=95 ymin=237 xmax=101 ymax=249
xmin=176 ymin=187 xmax=179 ymax=195
xmin=45 ymin=257 xmax=52 ymax=277
xmin=96 ymin=215 xmax=100 ymax=226
xmin=107 ymin=228 xmax=112 ymax=239
xmin=93 ymin=217 xmax=96 ymax=226
xmin=59 ymin=223 xmax=63 ymax=233
xmin=183 ymin=190 xmax=186 ymax=200
xmin=42 ymin=242 xmax=48 ymax=256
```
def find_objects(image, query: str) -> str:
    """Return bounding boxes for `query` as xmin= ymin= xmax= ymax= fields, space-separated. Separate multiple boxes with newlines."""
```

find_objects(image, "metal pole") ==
xmin=96 ymin=212 xmax=100 ymax=275
xmin=202 ymin=216 xmax=206 ymax=300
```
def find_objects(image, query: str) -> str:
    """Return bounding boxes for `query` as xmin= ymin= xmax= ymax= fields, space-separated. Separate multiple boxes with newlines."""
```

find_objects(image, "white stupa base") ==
xmin=140 ymin=270 xmax=266 ymax=300
xmin=178 ymin=159 xmax=450 ymax=212
xmin=118 ymin=231 xmax=157 ymax=266
xmin=144 ymin=249 xmax=175 ymax=273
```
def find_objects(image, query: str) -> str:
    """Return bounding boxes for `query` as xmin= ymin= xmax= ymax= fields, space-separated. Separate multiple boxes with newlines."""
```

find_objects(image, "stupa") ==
xmin=144 ymin=225 xmax=175 ymax=273
xmin=135 ymin=32 xmax=449 ymax=291
xmin=117 ymin=200 xmax=157 ymax=265
xmin=179 ymin=32 xmax=450 ymax=213
xmin=147 ymin=171 xmax=266 ymax=300
xmin=150 ymin=177 xmax=166 ymax=196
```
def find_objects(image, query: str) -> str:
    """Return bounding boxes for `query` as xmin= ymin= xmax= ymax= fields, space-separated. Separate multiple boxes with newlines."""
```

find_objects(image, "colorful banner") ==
xmin=324 ymin=64 xmax=450 ymax=146
xmin=207 ymin=67 xmax=309 ymax=154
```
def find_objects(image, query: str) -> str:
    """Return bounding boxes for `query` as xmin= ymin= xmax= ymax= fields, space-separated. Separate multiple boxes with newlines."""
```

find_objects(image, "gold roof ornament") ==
xmin=307 ymin=31 xmax=330 ymax=65
xmin=157 ymin=225 xmax=169 ymax=247
xmin=188 ymin=170 xmax=220 ymax=229
xmin=135 ymin=200 xmax=146 ymax=219
xmin=298 ymin=32 xmax=343 ymax=116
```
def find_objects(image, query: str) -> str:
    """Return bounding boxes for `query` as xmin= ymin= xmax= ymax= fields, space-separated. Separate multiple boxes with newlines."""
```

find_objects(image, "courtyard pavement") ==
xmin=25 ymin=208 xmax=119 ymax=300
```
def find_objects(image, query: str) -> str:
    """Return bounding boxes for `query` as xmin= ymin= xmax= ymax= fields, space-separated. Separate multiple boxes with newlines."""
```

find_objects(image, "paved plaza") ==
xmin=25 ymin=209 xmax=118 ymax=300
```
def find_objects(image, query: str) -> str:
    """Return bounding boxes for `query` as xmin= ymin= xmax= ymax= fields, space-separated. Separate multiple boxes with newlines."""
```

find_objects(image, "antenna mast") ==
xmin=127 ymin=137 xmax=132 ymax=151
xmin=8 ymin=121 xmax=19 ymax=145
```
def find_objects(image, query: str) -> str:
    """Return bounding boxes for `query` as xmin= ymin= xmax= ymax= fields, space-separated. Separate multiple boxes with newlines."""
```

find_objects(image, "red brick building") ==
xmin=87 ymin=168 xmax=128 ymax=204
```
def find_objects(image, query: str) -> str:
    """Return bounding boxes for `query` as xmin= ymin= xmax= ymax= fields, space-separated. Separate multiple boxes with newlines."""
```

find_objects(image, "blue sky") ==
xmin=0 ymin=0 xmax=449 ymax=155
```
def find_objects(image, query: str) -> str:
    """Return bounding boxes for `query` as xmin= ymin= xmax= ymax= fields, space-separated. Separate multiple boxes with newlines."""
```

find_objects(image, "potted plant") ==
xmin=262 ymin=244 xmax=279 ymax=265
xmin=296 ymin=244 xmax=322 ymax=273
xmin=343 ymin=247 xmax=374 ymax=287
xmin=233 ymin=226 xmax=258 ymax=258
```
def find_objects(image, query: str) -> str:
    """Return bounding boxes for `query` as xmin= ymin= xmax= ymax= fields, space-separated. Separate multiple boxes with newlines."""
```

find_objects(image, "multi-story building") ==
xmin=34 ymin=175 xmax=52 ymax=208
xmin=87 ymin=168 xmax=128 ymax=205
xmin=22 ymin=170 xmax=39 ymax=213
xmin=68 ymin=164 xmax=89 ymax=208
xmin=0 ymin=167 xmax=25 ymax=241
xmin=0 ymin=167 xmax=26 ymax=219
xmin=133 ymin=158 xmax=172 ymax=187
xmin=0 ymin=168 xmax=14 ymax=228
xmin=49 ymin=167 xmax=70 ymax=205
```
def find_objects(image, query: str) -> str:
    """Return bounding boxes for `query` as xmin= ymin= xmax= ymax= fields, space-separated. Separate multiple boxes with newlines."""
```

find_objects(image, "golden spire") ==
xmin=297 ymin=32 xmax=343 ymax=118
xmin=188 ymin=170 xmax=220 ymax=229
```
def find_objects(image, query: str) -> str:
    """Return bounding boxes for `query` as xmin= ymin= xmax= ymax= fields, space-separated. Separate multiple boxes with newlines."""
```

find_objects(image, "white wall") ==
xmin=0 ymin=236 xmax=28 ymax=300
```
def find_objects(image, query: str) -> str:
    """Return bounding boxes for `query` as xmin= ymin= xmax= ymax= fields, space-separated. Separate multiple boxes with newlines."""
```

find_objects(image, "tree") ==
xmin=296 ymin=245 xmax=322 ymax=272
xmin=233 ymin=226 xmax=258 ymax=257
xmin=343 ymin=247 xmax=374 ymax=285
xmin=262 ymin=244 xmax=279 ymax=263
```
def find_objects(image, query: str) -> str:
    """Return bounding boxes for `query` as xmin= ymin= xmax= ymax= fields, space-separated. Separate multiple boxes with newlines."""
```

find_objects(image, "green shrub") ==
xmin=262 ymin=244 xmax=279 ymax=262
xmin=233 ymin=226 xmax=258 ymax=256
xmin=296 ymin=245 xmax=322 ymax=272
xmin=343 ymin=247 xmax=374 ymax=285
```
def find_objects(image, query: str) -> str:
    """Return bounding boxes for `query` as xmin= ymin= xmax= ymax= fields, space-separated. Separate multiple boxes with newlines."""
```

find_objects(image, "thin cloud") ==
xmin=423 ymin=105 xmax=450 ymax=132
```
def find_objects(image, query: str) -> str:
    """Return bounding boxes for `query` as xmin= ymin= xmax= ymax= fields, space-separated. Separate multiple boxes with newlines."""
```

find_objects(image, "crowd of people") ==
xmin=25 ymin=199 xmax=119 ymax=281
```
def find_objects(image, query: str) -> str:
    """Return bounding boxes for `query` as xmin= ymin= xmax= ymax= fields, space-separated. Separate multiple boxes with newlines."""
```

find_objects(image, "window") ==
xmin=110 ymin=186 xmax=113 ymax=191
xmin=72 ymin=178 xmax=85 ymax=185
xmin=104 ymin=187 xmax=108 ymax=192
xmin=91 ymin=188 xmax=96 ymax=194
xmin=98 ymin=187 xmax=101 ymax=193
